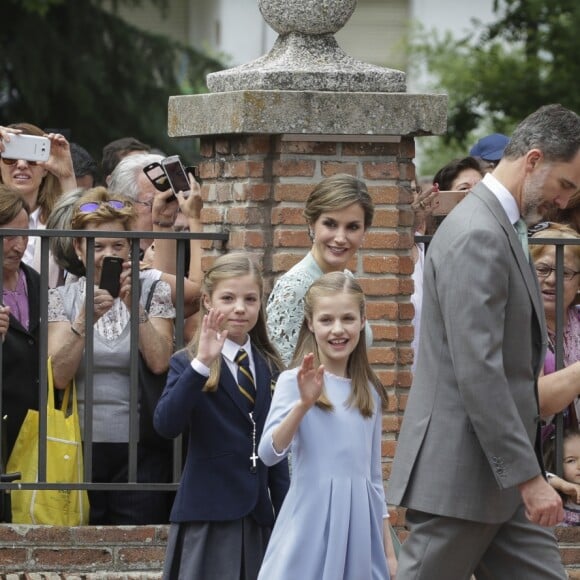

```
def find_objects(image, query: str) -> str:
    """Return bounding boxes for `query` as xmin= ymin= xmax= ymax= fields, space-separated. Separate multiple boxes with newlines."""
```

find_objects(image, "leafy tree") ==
xmin=1 ymin=0 xmax=224 ymax=164
xmin=409 ymin=0 xmax=580 ymax=175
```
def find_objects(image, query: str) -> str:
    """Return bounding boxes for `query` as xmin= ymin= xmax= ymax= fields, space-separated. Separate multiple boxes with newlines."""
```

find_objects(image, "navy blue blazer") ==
xmin=154 ymin=348 xmax=289 ymax=527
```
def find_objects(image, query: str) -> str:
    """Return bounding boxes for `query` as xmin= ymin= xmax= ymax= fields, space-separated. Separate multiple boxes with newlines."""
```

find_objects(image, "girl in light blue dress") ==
xmin=258 ymin=272 xmax=397 ymax=580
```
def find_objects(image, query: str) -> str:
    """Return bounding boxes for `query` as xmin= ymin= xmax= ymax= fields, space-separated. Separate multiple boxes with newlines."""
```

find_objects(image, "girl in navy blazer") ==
xmin=154 ymin=252 xmax=289 ymax=580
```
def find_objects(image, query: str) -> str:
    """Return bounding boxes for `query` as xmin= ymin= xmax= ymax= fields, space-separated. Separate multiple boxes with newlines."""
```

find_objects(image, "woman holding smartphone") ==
xmin=47 ymin=187 xmax=175 ymax=525
xmin=0 ymin=123 xmax=76 ymax=286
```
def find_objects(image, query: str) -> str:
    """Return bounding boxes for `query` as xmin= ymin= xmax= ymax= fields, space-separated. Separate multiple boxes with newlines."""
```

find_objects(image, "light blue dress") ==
xmin=258 ymin=369 xmax=390 ymax=580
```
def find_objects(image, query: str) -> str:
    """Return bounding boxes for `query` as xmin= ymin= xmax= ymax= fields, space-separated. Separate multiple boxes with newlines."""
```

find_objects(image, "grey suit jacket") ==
xmin=387 ymin=182 xmax=547 ymax=523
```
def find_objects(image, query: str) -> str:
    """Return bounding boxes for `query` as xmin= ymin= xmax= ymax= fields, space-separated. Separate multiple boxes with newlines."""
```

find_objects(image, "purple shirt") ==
xmin=3 ymin=267 xmax=29 ymax=330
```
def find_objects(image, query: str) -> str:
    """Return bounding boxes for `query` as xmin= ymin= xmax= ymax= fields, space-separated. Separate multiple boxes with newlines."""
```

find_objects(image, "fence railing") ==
xmin=0 ymin=230 xmax=572 ymax=496
xmin=0 ymin=227 xmax=228 ymax=497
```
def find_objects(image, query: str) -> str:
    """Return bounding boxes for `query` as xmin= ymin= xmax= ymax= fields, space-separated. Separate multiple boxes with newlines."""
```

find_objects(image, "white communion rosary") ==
xmin=249 ymin=411 xmax=258 ymax=474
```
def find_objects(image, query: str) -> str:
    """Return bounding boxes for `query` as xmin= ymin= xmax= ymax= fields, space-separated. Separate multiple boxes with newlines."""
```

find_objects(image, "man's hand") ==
xmin=518 ymin=474 xmax=564 ymax=526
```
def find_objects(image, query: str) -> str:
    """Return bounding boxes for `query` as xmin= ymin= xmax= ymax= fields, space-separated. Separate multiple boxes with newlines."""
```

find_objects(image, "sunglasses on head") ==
xmin=1 ymin=157 xmax=38 ymax=166
xmin=79 ymin=200 xmax=126 ymax=213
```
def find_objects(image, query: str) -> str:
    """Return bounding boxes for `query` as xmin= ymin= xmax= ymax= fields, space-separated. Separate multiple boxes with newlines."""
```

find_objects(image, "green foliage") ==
xmin=409 ymin=0 xmax=580 ymax=174
xmin=9 ymin=0 xmax=66 ymax=17
xmin=0 ymin=0 xmax=224 ymax=162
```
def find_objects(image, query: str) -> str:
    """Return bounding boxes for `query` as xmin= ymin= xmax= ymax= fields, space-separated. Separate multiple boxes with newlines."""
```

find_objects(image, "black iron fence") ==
xmin=0 ymin=228 xmax=227 ymax=501
xmin=0 ymin=229 xmax=573 ymax=507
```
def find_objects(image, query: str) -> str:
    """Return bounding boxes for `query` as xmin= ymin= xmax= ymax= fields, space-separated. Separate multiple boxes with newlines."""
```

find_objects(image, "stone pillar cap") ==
xmin=207 ymin=0 xmax=406 ymax=93
xmin=168 ymin=90 xmax=447 ymax=137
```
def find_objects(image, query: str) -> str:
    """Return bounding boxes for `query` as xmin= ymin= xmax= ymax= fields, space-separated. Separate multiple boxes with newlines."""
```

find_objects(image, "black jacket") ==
xmin=2 ymin=263 xmax=41 ymax=463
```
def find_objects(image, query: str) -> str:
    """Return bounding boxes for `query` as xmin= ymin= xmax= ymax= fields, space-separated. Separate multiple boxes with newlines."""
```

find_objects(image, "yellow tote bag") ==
xmin=7 ymin=357 xmax=89 ymax=525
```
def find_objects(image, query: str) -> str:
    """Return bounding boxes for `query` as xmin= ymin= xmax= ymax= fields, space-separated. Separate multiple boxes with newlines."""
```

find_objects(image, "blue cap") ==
xmin=469 ymin=133 xmax=510 ymax=162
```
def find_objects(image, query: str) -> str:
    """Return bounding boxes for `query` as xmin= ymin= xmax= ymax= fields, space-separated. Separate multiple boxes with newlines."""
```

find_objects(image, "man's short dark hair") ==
xmin=503 ymin=104 xmax=580 ymax=162
xmin=70 ymin=142 xmax=98 ymax=183
xmin=101 ymin=137 xmax=150 ymax=178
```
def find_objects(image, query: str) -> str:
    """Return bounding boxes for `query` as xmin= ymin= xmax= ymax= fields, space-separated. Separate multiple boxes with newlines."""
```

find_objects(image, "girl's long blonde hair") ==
xmin=187 ymin=252 xmax=283 ymax=391
xmin=291 ymin=272 xmax=386 ymax=417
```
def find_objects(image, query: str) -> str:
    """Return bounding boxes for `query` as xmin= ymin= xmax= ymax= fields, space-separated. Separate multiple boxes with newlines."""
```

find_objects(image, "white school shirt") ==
xmin=192 ymin=336 xmax=257 ymax=385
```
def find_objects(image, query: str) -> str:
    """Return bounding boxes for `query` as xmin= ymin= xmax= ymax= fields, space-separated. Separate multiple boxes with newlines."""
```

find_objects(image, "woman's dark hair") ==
xmin=303 ymin=174 xmax=374 ymax=230
xmin=433 ymin=156 xmax=484 ymax=191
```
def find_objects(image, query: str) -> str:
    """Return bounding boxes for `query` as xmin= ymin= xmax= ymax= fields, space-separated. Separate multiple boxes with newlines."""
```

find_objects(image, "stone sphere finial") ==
xmin=258 ymin=0 xmax=357 ymax=35
xmin=207 ymin=0 xmax=406 ymax=93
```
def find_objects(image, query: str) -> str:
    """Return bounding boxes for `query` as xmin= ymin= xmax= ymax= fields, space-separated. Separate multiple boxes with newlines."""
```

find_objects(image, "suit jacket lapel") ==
xmin=472 ymin=185 xmax=545 ymax=327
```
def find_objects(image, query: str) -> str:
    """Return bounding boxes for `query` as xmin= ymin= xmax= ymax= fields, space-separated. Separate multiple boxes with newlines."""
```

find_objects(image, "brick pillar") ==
xmin=195 ymin=131 xmax=422 ymax=521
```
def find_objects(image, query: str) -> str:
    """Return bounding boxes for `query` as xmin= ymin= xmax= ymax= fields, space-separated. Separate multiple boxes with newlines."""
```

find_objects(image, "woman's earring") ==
xmin=308 ymin=228 xmax=314 ymax=242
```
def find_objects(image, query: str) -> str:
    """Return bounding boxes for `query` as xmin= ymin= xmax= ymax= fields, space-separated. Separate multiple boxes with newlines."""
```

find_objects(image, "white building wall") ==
xmin=108 ymin=0 xmax=498 ymax=87
xmin=106 ymin=0 xmax=190 ymax=44
xmin=410 ymin=0 xmax=495 ymax=37
xmin=187 ymin=0 xmax=276 ymax=66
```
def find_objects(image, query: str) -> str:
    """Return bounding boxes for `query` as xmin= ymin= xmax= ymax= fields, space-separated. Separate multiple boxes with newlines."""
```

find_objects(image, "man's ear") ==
xmin=525 ymin=148 xmax=544 ymax=172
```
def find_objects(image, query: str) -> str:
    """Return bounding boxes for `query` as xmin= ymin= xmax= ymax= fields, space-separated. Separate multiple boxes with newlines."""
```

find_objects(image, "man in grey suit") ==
xmin=387 ymin=104 xmax=580 ymax=579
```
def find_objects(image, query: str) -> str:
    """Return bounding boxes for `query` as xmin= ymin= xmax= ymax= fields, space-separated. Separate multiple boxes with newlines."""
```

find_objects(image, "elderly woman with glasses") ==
xmin=47 ymin=187 xmax=175 ymax=525
xmin=0 ymin=124 xmax=76 ymax=287
xmin=531 ymin=223 xmax=580 ymax=432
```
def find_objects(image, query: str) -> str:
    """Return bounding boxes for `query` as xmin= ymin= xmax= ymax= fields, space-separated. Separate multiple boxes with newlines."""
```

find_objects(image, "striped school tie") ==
xmin=235 ymin=349 xmax=256 ymax=406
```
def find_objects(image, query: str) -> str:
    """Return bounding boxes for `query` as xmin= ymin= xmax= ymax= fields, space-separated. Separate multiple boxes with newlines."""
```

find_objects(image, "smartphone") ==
xmin=431 ymin=191 xmax=468 ymax=216
xmin=143 ymin=161 xmax=171 ymax=193
xmin=99 ymin=256 xmax=124 ymax=299
xmin=1 ymin=134 xmax=50 ymax=163
xmin=161 ymin=155 xmax=190 ymax=199
xmin=185 ymin=165 xmax=201 ymax=186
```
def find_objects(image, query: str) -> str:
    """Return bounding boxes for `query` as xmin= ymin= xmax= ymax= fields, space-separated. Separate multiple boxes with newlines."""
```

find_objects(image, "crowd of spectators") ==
xmin=0 ymin=124 xmax=202 ymax=525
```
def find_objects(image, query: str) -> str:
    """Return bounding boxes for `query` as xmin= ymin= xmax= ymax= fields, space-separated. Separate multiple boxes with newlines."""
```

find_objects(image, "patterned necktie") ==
xmin=235 ymin=349 xmax=256 ymax=406
xmin=515 ymin=219 xmax=529 ymax=260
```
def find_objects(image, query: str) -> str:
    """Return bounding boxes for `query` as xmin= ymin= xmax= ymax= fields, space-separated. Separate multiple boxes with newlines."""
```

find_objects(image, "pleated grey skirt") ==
xmin=162 ymin=516 xmax=272 ymax=580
